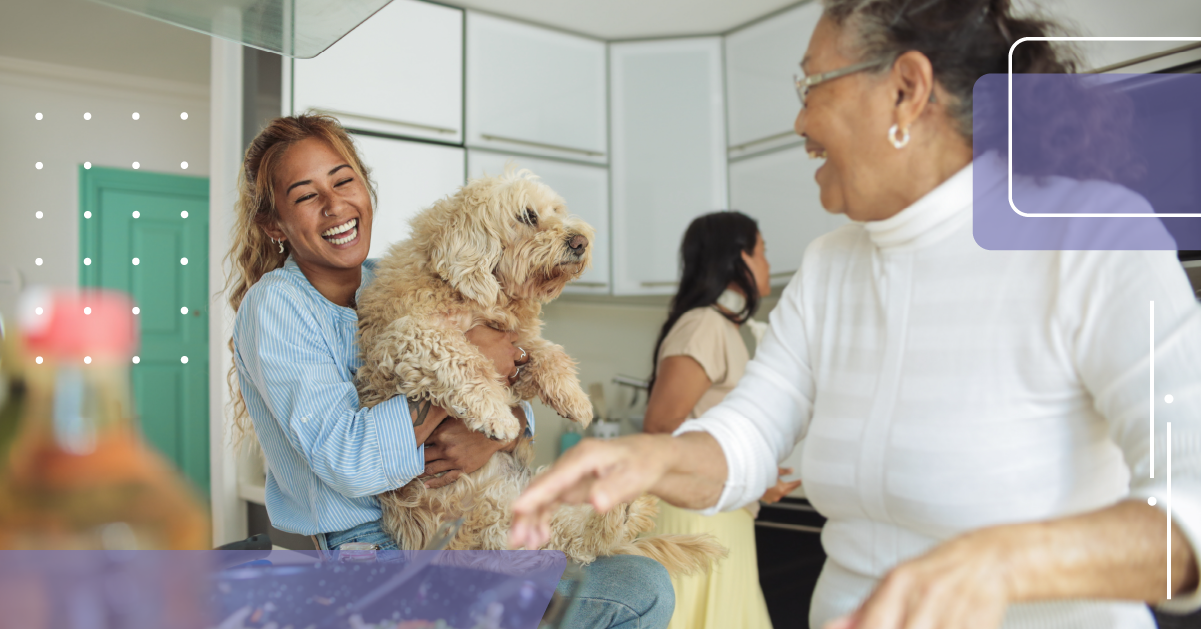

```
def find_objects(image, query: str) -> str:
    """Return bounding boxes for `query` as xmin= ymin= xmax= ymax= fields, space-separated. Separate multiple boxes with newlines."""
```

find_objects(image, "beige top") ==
xmin=657 ymin=306 xmax=749 ymax=419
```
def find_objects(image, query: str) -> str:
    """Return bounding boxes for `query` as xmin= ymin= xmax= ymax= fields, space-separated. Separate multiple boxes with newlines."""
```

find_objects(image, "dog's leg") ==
xmin=358 ymin=317 xmax=521 ymax=440
xmin=511 ymin=337 xmax=593 ymax=427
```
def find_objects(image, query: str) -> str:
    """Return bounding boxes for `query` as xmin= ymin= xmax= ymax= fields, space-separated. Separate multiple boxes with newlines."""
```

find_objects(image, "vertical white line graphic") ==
xmin=1168 ymin=421 xmax=1172 ymax=600
xmin=1150 ymin=301 xmax=1155 ymax=478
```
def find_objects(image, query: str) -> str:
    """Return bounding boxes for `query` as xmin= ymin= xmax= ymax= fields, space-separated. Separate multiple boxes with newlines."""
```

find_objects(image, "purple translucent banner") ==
xmin=0 ymin=550 xmax=567 ymax=629
xmin=973 ymin=73 xmax=1201 ymax=250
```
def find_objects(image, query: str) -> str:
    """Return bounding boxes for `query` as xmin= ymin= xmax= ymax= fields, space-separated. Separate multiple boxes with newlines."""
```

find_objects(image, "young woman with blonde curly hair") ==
xmin=226 ymin=114 xmax=675 ymax=628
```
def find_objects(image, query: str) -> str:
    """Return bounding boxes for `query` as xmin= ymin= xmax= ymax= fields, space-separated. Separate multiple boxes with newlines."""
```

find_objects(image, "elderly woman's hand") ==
xmin=824 ymin=528 xmax=1012 ymax=629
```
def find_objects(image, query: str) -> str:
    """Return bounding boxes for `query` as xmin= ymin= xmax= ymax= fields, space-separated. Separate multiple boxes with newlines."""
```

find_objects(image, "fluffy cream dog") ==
xmin=356 ymin=168 xmax=724 ymax=574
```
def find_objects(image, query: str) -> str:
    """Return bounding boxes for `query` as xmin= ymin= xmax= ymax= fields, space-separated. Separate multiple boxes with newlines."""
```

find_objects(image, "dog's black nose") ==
xmin=568 ymin=235 xmax=588 ymax=253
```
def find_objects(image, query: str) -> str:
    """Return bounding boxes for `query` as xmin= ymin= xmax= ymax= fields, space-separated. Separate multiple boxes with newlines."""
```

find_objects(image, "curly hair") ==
xmin=223 ymin=113 xmax=376 ymax=445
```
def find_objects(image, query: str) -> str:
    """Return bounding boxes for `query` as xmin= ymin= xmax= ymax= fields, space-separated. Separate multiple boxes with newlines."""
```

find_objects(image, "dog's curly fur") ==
xmin=356 ymin=168 xmax=726 ymax=575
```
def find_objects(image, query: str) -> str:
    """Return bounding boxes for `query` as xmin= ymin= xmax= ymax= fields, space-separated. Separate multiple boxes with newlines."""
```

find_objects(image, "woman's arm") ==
xmin=235 ymin=284 xmax=434 ymax=498
xmin=509 ymin=430 xmax=729 ymax=548
xmin=643 ymin=356 xmax=711 ymax=434
xmin=826 ymin=501 xmax=1198 ymax=629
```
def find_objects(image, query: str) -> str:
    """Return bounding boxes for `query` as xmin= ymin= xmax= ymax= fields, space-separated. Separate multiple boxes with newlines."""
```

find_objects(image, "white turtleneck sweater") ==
xmin=677 ymin=155 xmax=1201 ymax=628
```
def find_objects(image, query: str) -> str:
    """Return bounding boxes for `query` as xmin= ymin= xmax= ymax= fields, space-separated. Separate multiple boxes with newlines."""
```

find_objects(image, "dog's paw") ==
xmin=463 ymin=397 xmax=522 ymax=441
xmin=549 ymin=385 xmax=593 ymax=427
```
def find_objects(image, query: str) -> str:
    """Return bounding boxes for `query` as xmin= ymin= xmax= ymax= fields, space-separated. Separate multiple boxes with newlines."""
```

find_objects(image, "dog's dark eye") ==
xmin=520 ymin=208 xmax=538 ymax=226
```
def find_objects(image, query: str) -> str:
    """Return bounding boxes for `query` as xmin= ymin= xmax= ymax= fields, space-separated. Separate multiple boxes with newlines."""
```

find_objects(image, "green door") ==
xmin=79 ymin=166 xmax=210 ymax=499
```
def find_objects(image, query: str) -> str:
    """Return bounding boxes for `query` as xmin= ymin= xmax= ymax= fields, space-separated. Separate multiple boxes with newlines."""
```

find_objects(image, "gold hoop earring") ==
xmin=889 ymin=124 xmax=910 ymax=149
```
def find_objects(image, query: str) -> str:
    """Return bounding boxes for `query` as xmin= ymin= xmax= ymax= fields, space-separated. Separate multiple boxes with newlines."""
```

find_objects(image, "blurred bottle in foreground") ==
xmin=0 ymin=289 xmax=210 ymax=550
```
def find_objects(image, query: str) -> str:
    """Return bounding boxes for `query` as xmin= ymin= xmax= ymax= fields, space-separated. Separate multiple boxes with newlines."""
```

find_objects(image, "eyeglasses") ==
xmin=794 ymin=57 xmax=894 ymax=107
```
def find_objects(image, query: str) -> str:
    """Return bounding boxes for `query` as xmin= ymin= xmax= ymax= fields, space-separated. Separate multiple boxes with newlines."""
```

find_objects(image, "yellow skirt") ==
xmin=651 ymin=502 xmax=773 ymax=629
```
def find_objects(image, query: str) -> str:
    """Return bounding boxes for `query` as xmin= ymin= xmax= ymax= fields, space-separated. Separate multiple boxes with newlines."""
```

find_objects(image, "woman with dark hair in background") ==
xmin=644 ymin=211 xmax=801 ymax=629
xmin=514 ymin=1 xmax=1201 ymax=628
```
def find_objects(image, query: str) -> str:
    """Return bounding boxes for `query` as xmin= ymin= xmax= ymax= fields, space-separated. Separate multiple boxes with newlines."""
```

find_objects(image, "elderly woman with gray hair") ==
xmin=510 ymin=1 xmax=1201 ymax=628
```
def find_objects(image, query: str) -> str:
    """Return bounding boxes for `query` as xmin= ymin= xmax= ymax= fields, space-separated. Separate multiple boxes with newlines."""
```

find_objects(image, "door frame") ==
xmin=78 ymin=165 xmax=211 ymax=496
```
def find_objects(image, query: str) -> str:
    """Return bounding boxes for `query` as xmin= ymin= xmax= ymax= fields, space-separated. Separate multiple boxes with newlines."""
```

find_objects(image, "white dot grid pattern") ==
xmin=180 ymin=112 xmax=189 ymax=120
xmin=1165 ymin=394 xmax=1174 ymax=404
xmin=35 ymin=162 xmax=43 ymax=169
xmin=83 ymin=307 xmax=91 ymax=315
xmin=84 ymin=258 xmax=92 ymax=266
xmin=35 ymin=112 xmax=43 ymax=120
xmin=181 ymin=161 xmax=189 ymax=170
xmin=132 ymin=258 xmax=140 ymax=265
xmin=1149 ymin=497 xmax=1158 ymax=506
xmin=180 ymin=257 xmax=188 ymax=265
xmin=35 ymin=356 xmax=43 ymax=364
xmin=181 ymin=307 xmax=188 ymax=314
xmin=84 ymin=356 xmax=92 ymax=364
xmin=181 ymin=211 xmax=189 ymax=218
xmin=180 ymin=356 xmax=188 ymax=364
xmin=35 ymin=258 xmax=43 ymax=266
xmin=132 ymin=211 xmax=140 ymax=219
xmin=132 ymin=306 xmax=140 ymax=315
xmin=132 ymin=356 xmax=140 ymax=364
xmin=83 ymin=112 xmax=91 ymax=120
xmin=84 ymin=211 xmax=92 ymax=219
xmin=35 ymin=307 xmax=43 ymax=315
xmin=132 ymin=112 xmax=140 ymax=120
xmin=84 ymin=162 xmax=92 ymax=169
xmin=132 ymin=162 xmax=140 ymax=169
xmin=36 ymin=211 xmax=43 ymax=219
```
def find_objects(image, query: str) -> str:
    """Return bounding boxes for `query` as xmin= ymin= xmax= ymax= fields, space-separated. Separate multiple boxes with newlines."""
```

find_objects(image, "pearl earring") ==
xmin=889 ymin=124 xmax=910 ymax=149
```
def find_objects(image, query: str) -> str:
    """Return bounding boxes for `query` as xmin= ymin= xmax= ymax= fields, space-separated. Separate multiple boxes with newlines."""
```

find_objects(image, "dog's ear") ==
xmin=426 ymin=195 xmax=504 ymax=306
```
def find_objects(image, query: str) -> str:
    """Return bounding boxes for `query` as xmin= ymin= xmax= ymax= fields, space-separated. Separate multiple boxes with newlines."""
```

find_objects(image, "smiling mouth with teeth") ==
xmin=807 ymin=145 xmax=828 ymax=160
xmin=322 ymin=217 xmax=358 ymax=245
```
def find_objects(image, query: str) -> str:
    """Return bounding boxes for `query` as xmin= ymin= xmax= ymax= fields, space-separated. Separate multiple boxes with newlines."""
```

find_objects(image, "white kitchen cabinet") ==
xmin=468 ymin=151 xmax=611 ymax=294
xmin=353 ymin=134 xmax=465 ymax=259
xmin=725 ymin=2 xmax=822 ymax=158
xmin=293 ymin=0 xmax=463 ymax=143
xmin=610 ymin=38 xmax=728 ymax=295
xmin=466 ymin=12 xmax=607 ymax=164
xmin=1041 ymin=0 xmax=1201 ymax=71
xmin=729 ymin=145 xmax=847 ymax=280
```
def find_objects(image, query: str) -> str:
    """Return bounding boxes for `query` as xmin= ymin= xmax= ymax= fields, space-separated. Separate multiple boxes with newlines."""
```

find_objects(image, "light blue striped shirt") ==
xmin=233 ymin=258 xmax=533 ymax=536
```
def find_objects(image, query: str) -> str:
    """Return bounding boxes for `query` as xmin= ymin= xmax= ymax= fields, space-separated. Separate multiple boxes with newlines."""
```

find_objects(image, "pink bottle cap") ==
xmin=20 ymin=289 xmax=139 ymax=360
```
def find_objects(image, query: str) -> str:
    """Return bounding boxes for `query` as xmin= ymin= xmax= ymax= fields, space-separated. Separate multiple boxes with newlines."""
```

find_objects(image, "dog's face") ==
xmin=413 ymin=168 xmax=594 ymax=306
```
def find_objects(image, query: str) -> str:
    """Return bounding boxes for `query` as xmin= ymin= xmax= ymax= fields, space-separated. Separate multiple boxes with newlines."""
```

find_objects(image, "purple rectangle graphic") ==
xmin=0 ymin=550 xmax=567 ymax=629
xmin=973 ymin=73 xmax=1201 ymax=250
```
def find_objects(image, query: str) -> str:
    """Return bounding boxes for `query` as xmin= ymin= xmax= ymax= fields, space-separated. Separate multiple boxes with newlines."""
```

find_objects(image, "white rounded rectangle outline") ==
xmin=1008 ymin=37 xmax=1201 ymax=217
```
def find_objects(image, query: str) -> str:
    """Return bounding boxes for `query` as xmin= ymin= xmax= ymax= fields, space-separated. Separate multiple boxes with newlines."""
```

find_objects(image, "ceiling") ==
xmin=0 ymin=0 xmax=808 ymax=86
xmin=443 ymin=0 xmax=806 ymax=39
xmin=0 ymin=0 xmax=210 ymax=85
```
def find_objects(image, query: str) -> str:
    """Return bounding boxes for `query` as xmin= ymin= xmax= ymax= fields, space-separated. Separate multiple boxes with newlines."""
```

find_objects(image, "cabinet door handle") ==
xmin=728 ymin=130 xmax=798 ymax=153
xmin=754 ymin=521 xmax=823 ymax=534
xmin=315 ymin=108 xmax=458 ymax=135
xmin=639 ymin=281 xmax=678 ymax=288
xmin=479 ymin=134 xmax=605 ymax=157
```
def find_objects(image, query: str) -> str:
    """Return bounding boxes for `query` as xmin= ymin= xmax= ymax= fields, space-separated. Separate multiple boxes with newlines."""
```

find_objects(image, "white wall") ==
xmin=0 ymin=55 xmax=210 ymax=292
xmin=528 ymin=293 xmax=780 ymax=468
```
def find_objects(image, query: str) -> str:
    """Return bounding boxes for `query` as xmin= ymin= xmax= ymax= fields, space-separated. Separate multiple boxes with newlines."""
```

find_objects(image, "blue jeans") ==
xmin=314 ymin=520 xmax=675 ymax=628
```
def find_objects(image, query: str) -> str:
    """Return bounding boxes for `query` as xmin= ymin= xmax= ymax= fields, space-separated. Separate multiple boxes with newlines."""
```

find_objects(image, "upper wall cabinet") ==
xmin=466 ymin=13 xmax=607 ymax=164
xmin=1041 ymin=0 xmax=1201 ymax=71
xmin=468 ymin=151 xmax=611 ymax=294
xmin=610 ymin=38 xmax=727 ymax=296
xmin=354 ymin=135 xmax=465 ymax=259
xmin=729 ymin=145 xmax=847 ymax=280
xmin=725 ymin=2 xmax=821 ymax=158
xmin=293 ymin=0 xmax=463 ymax=143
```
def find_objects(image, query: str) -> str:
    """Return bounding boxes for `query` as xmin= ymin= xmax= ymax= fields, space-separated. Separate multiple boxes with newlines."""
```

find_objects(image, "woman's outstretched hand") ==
xmin=509 ymin=434 xmax=676 ymax=549
xmin=760 ymin=467 xmax=802 ymax=504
